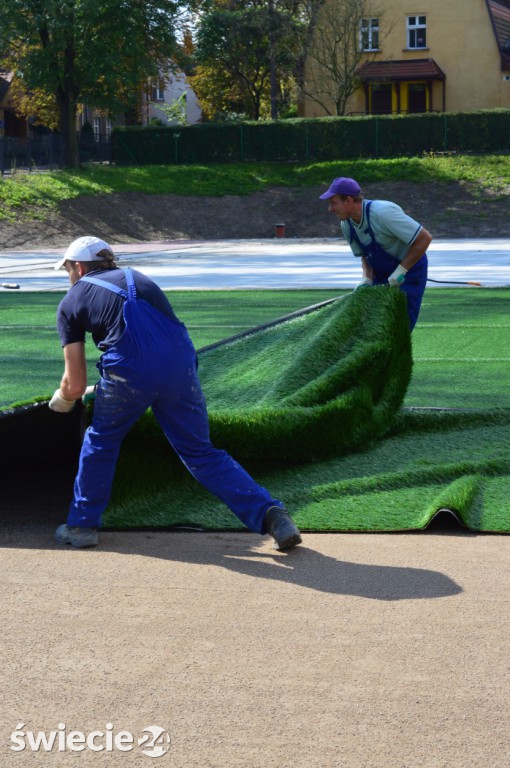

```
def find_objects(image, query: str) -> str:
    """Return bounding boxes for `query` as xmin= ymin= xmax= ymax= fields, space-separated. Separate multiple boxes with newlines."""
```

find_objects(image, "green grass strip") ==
xmin=2 ymin=154 xmax=510 ymax=220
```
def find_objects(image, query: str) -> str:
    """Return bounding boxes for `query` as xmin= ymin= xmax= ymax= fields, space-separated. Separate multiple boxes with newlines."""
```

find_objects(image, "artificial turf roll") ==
xmin=124 ymin=285 xmax=412 ymax=463
xmin=0 ymin=399 xmax=85 ymax=470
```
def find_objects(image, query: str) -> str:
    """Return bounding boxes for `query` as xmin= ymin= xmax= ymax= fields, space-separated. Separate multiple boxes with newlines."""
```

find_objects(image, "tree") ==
xmin=0 ymin=0 xmax=179 ymax=167
xmin=6 ymin=69 xmax=60 ymax=131
xmin=303 ymin=0 xmax=388 ymax=116
xmin=192 ymin=1 xmax=303 ymax=120
xmin=154 ymin=92 xmax=188 ymax=125
xmin=288 ymin=0 xmax=325 ymax=99
xmin=185 ymin=0 xmax=327 ymax=120
xmin=190 ymin=63 xmax=246 ymax=121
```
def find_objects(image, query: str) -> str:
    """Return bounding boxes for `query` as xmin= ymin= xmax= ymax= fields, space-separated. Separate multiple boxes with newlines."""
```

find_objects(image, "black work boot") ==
xmin=264 ymin=506 xmax=302 ymax=551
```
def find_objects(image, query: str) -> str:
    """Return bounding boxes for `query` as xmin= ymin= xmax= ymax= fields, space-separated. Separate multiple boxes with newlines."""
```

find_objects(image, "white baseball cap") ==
xmin=54 ymin=236 xmax=113 ymax=270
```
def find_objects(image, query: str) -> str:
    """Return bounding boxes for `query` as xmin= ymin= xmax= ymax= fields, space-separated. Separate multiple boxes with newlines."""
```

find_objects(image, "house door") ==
xmin=371 ymin=83 xmax=393 ymax=114
xmin=408 ymin=83 xmax=427 ymax=113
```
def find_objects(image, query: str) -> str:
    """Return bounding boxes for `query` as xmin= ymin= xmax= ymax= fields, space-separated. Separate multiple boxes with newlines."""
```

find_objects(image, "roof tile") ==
xmin=356 ymin=58 xmax=446 ymax=82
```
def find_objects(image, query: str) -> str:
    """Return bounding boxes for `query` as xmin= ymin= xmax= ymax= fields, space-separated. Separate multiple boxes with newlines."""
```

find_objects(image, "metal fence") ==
xmin=0 ymin=133 xmax=112 ymax=174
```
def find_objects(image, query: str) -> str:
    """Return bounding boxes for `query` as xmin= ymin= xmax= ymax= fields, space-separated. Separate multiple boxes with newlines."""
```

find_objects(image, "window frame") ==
xmin=360 ymin=17 xmax=380 ymax=52
xmin=150 ymin=80 xmax=165 ymax=102
xmin=406 ymin=14 xmax=427 ymax=49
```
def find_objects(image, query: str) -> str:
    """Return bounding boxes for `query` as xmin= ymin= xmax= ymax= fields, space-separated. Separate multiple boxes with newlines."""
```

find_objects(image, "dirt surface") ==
xmin=2 ymin=180 xmax=510 ymax=249
xmin=1 ymin=385 xmax=509 ymax=768
xmin=1 ymin=518 xmax=509 ymax=767
xmin=2 ymin=183 xmax=509 ymax=767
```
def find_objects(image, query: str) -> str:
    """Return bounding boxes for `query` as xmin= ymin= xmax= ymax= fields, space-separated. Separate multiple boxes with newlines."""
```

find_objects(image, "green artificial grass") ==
xmin=2 ymin=287 xmax=509 ymax=410
xmin=0 ymin=289 xmax=344 ymax=409
xmin=407 ymin=288 xmax=510 ymax=408
xmin=101 ymin=287 xmax=510 ymax=533
xmin=1 ymin=286 xmax=509 ymax=533
xmin=114 ymin=287 xmax=412 ymax=463
xmin=104 ymin=408 xmax=510 ymax=532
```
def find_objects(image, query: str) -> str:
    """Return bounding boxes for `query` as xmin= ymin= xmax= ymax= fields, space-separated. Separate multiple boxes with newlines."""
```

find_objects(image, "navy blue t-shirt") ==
xmin=57 ymin=267 xmax=181 ymax=350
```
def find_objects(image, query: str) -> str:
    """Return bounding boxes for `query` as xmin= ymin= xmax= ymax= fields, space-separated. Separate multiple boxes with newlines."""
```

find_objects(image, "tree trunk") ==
xmin=268 ymin=0 xmax=279 ymax=119
xmin=56 ymin=45 xmax=79 ymax=168
xmin=294 ymin=0 xmax=325 ymax=98
xmin=56 ymin=88 xmax=79 ymax=168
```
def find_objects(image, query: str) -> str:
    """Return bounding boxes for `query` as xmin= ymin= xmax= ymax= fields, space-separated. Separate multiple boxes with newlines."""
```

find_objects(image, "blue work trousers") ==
xmin=370 ymin=250 xmax=428 ymax=332
xmin=67 ymin=271 xmax=282 ymax=532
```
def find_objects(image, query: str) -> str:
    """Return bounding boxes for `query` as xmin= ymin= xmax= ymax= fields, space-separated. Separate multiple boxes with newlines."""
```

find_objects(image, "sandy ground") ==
xmin=2 ymin=179 xmax=509 ymax=765
xmin=1 ymin=521 xmax=509 ymax=767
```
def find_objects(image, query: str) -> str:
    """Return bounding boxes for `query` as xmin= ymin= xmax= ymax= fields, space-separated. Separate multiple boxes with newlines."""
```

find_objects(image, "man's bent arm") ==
xmin=361 ymin=255 xmax=374 ymax=280
xmin=401 ymin=227 xmax=432 ymax=271
xmin=60 ymin=342 xmax=88 ymax=401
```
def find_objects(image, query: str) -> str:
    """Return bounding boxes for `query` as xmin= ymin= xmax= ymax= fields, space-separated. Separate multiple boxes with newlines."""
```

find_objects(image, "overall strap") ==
xmin=363 ymin=200 xmax=376 ymax=243
xmin=80 ymin=275 xmax=128 ymax=298
xmin=123 ymin=268 xmax=137 ymax=301
xmin=347 ymin=200 xmax=373 ymax=248
xmin=80 ymin=268 xmax=138 ymax=301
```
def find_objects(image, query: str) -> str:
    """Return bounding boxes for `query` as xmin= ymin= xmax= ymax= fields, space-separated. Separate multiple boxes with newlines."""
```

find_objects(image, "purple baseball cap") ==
xmin=319 ymin=177 xmax=362 ymax=199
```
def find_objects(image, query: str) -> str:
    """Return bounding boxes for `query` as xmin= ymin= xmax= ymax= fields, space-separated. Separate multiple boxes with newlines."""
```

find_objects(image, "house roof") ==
xmin=487 ymin=0 xmax=510 ymax=69
xmin=356 ymin=59 xmax=446 ymax=83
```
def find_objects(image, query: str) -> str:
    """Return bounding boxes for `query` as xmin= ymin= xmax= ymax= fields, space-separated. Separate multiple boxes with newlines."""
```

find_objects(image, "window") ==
xmin=361 ymin=18 xmax=379 ymax=51
xmin=151 ymin=80 xmax=165 ymax=101
xmin=407 ymin=15 xmax=426 ymax=48
xmin=93 ymin=117 xmax=100 ymax=141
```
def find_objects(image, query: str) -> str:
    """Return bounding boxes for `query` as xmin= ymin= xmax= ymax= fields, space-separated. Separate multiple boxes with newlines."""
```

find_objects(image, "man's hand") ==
xmin=388 ymin=264 xmax=408 ymax=286
xmin=49 ymin=388 xmax=76 ymax=413
xmin=355 ymin=277 xmax=373 ymax=290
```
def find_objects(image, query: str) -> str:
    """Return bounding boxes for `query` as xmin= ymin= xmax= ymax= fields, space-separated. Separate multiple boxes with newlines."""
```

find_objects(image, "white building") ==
xmin=142 ymin=70 xmax=202 ymax=126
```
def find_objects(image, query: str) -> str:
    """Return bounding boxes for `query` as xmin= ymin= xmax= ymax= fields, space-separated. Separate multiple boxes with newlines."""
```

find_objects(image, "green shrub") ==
xmin=112 ymin=110 xmax=510 ymax=165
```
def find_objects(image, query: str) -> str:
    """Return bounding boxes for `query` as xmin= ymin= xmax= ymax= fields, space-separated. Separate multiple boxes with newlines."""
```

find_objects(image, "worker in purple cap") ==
xmin=320 ymin=177 xmax=432 ymax=330
xmin=49 ymin=235 xmax=301 ymax=552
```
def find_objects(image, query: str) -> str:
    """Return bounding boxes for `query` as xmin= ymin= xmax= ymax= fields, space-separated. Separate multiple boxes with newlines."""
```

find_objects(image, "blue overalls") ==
xmin=347 ymin=201 xmax=428 ymax=330
xmin=67 ymin=268 xmax=282 ymax=532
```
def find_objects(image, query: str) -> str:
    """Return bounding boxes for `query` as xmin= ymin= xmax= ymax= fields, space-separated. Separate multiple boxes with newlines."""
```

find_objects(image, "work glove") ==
xmin=388 ymin=264 xmax=408 ymax=286
xmin=355 ymin=277 xmax=373 ymax=290
xmin=49 ymin=388 xmax=76 ymax=413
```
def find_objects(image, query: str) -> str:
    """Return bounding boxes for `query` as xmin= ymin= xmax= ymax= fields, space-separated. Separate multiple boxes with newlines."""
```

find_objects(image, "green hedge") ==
xmin=112 ymin=109 xmax=510 ymax=165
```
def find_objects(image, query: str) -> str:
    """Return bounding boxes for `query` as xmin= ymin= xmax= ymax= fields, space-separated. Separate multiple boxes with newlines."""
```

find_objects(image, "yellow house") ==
xmin=303 ymin=0 xmax=510 ymax=115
